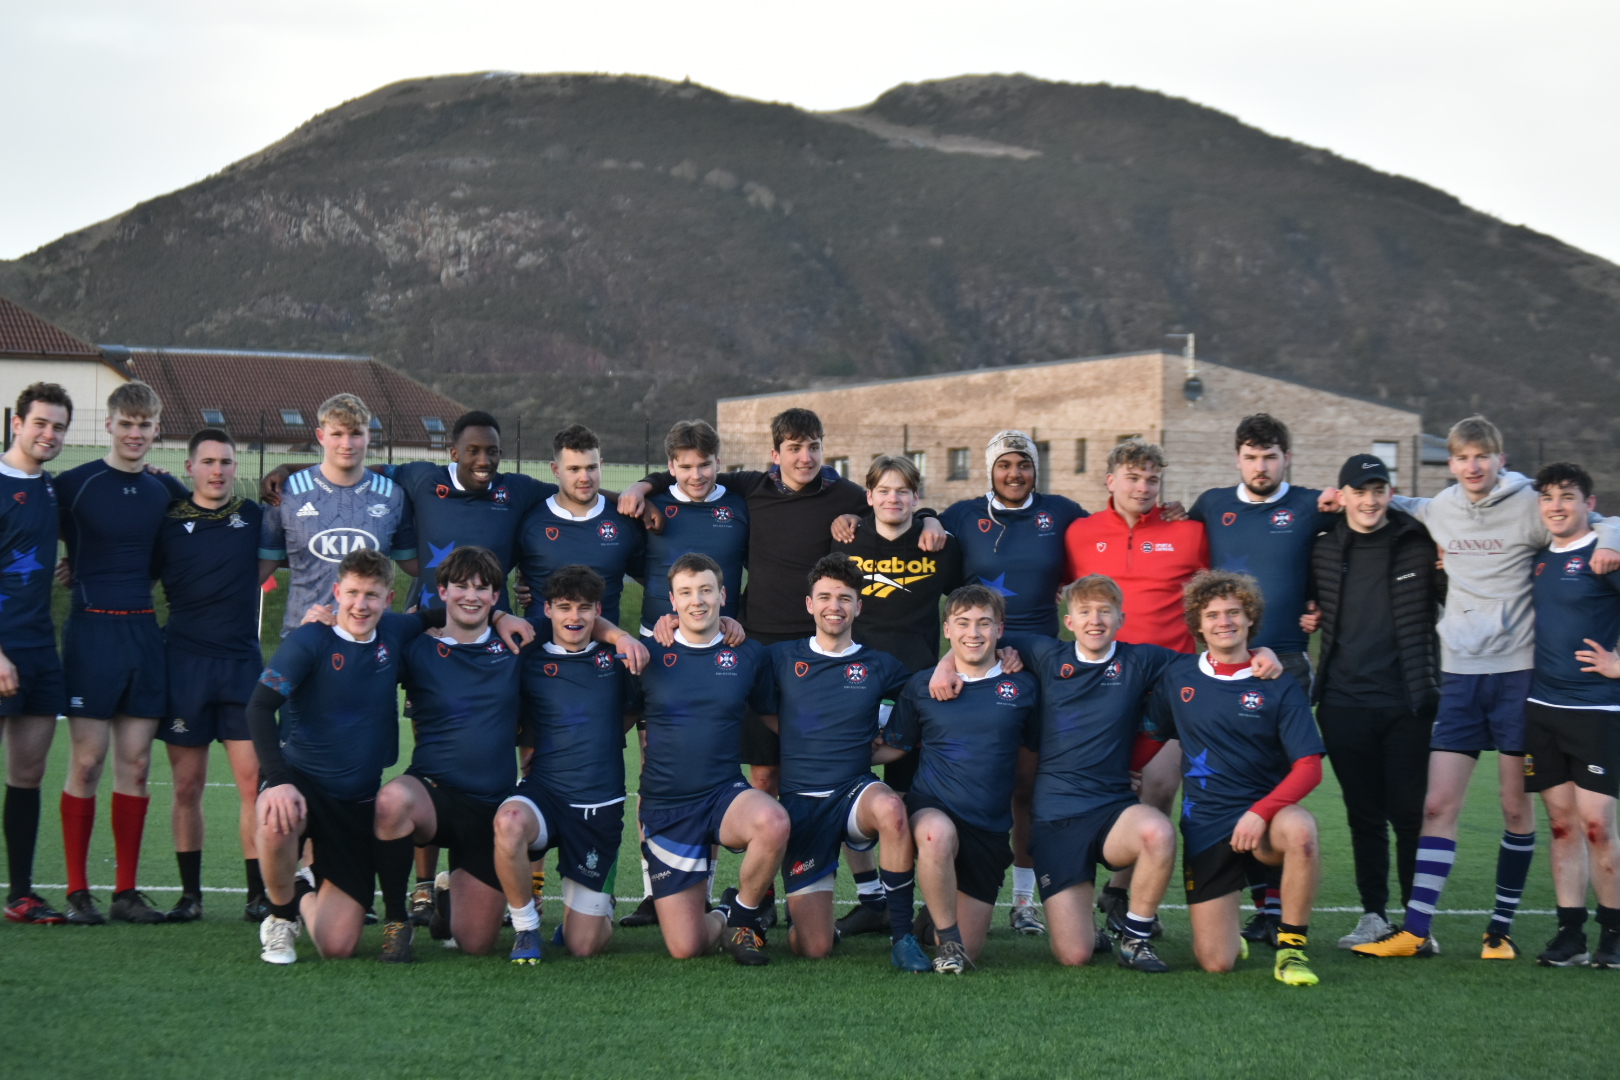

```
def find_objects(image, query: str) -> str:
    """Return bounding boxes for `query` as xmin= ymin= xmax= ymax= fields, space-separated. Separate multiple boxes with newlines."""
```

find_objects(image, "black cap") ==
xmin=1339 ymin=453 xmax=1391 ymax=489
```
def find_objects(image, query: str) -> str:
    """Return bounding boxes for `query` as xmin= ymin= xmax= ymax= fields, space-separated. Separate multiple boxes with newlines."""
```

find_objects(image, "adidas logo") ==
xmin=296 ymin=501 xmax=320 ymax=518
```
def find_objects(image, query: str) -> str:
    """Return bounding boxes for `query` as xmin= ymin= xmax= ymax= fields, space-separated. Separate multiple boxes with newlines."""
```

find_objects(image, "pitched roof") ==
xmin=0 ymin=296 xmax=103 ymax=360
xmin=113 ymin=347 xmax=465 ymax=446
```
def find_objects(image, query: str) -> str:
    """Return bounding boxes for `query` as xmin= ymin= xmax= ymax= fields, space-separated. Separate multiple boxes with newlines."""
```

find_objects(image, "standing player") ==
xmin=884 ymin=585 xmax=1041 ymax=972
xmin=638 ymin=420 xmax=750 ymax=633
xmin=1 ymin=383 xmax=72 ymax=925
xmin=762 ymin=555 xmax=926 ymax=971
xmin=258 ymin=393 xmax=419 ymax=638
xmin=1520 ymin=463 xmax=1620 ymax=968
xmin=152 ymin=428 xmax=279 ymax=922
xmin=1153 ymin=571 xmax=1326 ymax=986
xmin=55 ymin=380 xmax=189 ymax=925
xmin=1348 ymin=417 xmax=1620 ymax=960
xmin=630 ymin=553 xmax=789 ymax=965
xmin=495 ymin=564 xmax=638 ymax=962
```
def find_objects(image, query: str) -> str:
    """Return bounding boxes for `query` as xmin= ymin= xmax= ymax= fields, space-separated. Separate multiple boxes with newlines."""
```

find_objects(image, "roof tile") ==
xmin=0 ymin=297 xmax=102 ymax=359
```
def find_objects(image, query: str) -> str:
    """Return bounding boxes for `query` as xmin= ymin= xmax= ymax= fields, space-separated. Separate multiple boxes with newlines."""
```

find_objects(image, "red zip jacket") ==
xmin=1062 ymin=502 xmax=1209 ymax=653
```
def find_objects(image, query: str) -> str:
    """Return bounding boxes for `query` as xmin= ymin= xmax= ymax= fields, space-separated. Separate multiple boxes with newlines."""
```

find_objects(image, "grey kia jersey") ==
xmin=258 ymin=466 xmax=417 ymax=636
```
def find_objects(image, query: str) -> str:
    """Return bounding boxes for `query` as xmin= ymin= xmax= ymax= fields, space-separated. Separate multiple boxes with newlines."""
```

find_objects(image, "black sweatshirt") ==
xmin=833 ymin=514 xmax=965 ymax=673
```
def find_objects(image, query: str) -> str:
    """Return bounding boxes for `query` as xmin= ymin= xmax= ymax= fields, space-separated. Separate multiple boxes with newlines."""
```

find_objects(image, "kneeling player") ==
xmin=885 ymin=585 xmax=1040 ymax=972
xmin=633 ymin=554 xmax=789 ymax=965
xmin=763 ymin=555 xmax=924 ymax=969
xmin=495 ymin=565 xmax=636 ymax=962
xmin=1153 ymin=571 xmax=1325 ymax=986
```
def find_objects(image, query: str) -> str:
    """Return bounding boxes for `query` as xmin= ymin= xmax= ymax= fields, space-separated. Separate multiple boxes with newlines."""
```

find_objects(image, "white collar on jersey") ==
xmin=808 ymin=638 xmax=862 ymax=658
xmin=1197 ymin=652 xmax=1253 ymax=681
xmin=958 ymin=661 xmax=1006 ymax=683
xmin=436 ymin=626 xmax=493 ymax=646
xmin=543 ymin=639 xmax=600 ymax=655
xmin=1236 ymin=481 xmax=1290 ymax=505
xmin=674 ymin=628 xmax=725 ymax=648
xmin=1550 ymin=531 xmax=1599 ymax=554
xmin=546 ymin=493 xmax=606 ymax=521
xmin=332 ymin=624 xmax=378 ymax=645
xmin=671 ymin=483 xmax=728 ymax=504
xmin=1073 ymin=640 xmax=1118 ymax=666
xmin=0 ymin=460 xmax=41 ymax=479
xmin=447 ymin=468 xmax=466 ymax=492
xmin=988 ymin=493 xmax=1035 ymax=511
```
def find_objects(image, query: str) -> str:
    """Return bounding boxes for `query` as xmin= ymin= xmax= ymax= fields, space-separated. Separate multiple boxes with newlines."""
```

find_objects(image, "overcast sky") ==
xmin=4 ymin=1 xmax=1617 ymax=264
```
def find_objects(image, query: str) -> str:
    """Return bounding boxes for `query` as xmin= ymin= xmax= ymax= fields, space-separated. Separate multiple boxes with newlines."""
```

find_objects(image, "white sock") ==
xmin=856 ymin=877 xmax=883 ymax=899
xmin=510 ymin=899 xmax=540 ymax=932
xmin=641 ymin=858 xmax=652 ymax=899
xmin=1013 ymin=866 xmax=1036 ymax=904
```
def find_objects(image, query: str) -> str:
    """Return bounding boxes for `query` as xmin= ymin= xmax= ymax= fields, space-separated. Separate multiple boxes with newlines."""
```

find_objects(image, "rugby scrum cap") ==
xmin=1339 ymin=453 xmax=1391 ymax=489
xmin=985 ymin=429 xmax=1037 ymax=478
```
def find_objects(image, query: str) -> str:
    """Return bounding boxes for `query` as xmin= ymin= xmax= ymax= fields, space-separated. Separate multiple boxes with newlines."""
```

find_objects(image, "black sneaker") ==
xmin=1537 ymin=925 xmax=1590 ymax=967
xmin=1093 ymin=925 xmax=1114 ymax=955
xmin=836 ymin=902 xmax=891 ymax=937
xmin=379 ymin=919 xmax=415 ymax=963
xmin=1242 ymin=910 xmax=1280 ymax=947
xmin=166 ymin=893 xmax=204 ymax=923
xmin=1117 ymin=934 xmax=1171 ymax=973
xmin=1097 ymin=889 xmax=1129 ymax=937
xmin=913 ymin=905 xmax=936 ymax=948
xmin=1591 ymin=927 xmax=1620 ymax=969
xmin=109 ymin=889 xmax=167 ymax=924
xmin=243 ymin=894 xmax=271 ymax=923
xmin=720 ymin=925 xmax=770 ymax=966
xmin=64 ymin=890 xmax=106 ymax=925
xmin=759 ymin=894 xmax=778 ymax=930
xmin=619 ymin=895 xmax=659 ymax=927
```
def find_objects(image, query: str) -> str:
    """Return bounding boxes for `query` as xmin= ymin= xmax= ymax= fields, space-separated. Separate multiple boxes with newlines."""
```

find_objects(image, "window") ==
xmin=1074 ymin=438 xmax=1088 ymax=473
xmin=200 ymin=409 xmax=225 ymax=426
xmin=279 ymin=409 xmax=304 ymax=427
xmin=1035 ymin=441 xmax=1051 ymax=493
xmin=1373 ymin=440 xmax=1399 ymax=487
xmin=370 ymin=416 xmax=384 ymax=432
xmin=948 ymin=447 xmax=970 ymax=480
xmin=905 ymin=450 xmax=926 ymax=496
xmin=828 ymin=457 xmax=849 ymax=478
xmin=421 ymin=417 xmax=446 ymax=434
xmin=727 ymin=463 xmax=746 ymax=472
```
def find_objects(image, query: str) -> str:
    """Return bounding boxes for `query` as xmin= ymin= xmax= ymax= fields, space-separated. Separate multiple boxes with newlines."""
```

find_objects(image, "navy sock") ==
xmin=1488 ymin=830 xmax=1536 ymax=934
xmin=880 ymin=869 xmax=915 ymax=940
xmin=854 ymin=868 xmax=884 ymax=912
xmin=726 ymin=895 xmax=761 ymax=931
xmin=176 ymin=850 xmax=202 ymax=896
xmin=1123 ymin=911 xmax=1155 ymax=941
xmin=4 ymin=785 xmax=41 ymax=901
xmin=935 ymin=923 xmax=963 ymax=947
xmin=1402 ymin=837 xmax=1456 ymax=938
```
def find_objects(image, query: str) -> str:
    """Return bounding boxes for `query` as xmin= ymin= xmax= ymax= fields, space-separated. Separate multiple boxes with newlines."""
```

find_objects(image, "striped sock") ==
xmin=1123 ymin=911 xmax=1155 ymax=941
xmin=1487 ymin=830 xmax=1536 ymax=935
xmin=854 ymin=868 xmax=885 ymax=912
xmin=1263 ymin=888 xmax=1282 ymax=918
xmin=1402 ymin=836 xmax=1457 ymax=939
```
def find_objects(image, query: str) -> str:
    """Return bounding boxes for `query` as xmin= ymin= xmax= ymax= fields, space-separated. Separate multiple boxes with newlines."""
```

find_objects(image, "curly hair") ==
xmin=1183 ymin=569 xmax=1264 ymax=643
xmin=1534 ymin=461 xmax=1593 ymax=501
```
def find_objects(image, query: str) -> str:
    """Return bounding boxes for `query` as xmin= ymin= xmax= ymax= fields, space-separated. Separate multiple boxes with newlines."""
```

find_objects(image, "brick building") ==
xmin=717 ymin=350 xmax=1435 ymax=505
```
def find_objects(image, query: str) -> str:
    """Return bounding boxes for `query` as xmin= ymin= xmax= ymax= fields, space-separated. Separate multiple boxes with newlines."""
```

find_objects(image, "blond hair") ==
xmin=1446 ymin=415 xmax=1502 ymax=457
xmin=1060 ymin=574 xmax=1124 ymax=612
xmin=107 ymin=380 xmax=162 ymax=420
xmin=1107 ymin=438 xmax=1167 ymax=474
xmin=865 ymin=454 xmax=921 ymax=493
xmin=317 ymin=393 xmax=371 ymax=432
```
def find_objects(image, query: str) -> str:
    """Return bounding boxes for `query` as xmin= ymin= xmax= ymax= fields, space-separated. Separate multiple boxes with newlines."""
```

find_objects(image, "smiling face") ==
xmin=185 ymin=439 xmax=238 ymax=508
xmin=1237 ymin=442 xmax=1289 ymax=498
xmin=438 ymin=575 xmax=496 ymax=635
xmin=1539 ymin=481 xmax=1596 ymax=543
xmin=106 ymin=409 xmax=159 ymax=465
xmin=1105 ymin=461 xmax=1162 ymax=517
xmin=333 ymin=571 xmax=392 ymax=639
xmin=1343 ymin=480 xmax=1392 ymax=533
xmin=1449 ymin=443 xmax=1504 ymax=499
xmin=451 ymin=425 xmax=501 ymax=493
xmin=944 ymin=603 xmax=1001 ymax=668
xmin=991 ymin=453 xmax=1035 ymax=506
xmin=670 ymin=567 xmax=724 ymax=639
xmin=670 ymin=448 xmax=719 ymax=501
xmin=545 ymin=595 xmax=600 ymax=651
xmin=1064 ymin=595 xmax=1123 ymax=660
xmin=867 ymin=469 xmax=920 ymax=527
xmin=11 ymin=402 xmax=69 ymax=468
xmin=806 ymin=575 xmax=861 ymax=642
xmin=551 ymin=447 xmax=602 ymax=508
xmin=771 ymin=434 xmax=823 ymax=491
xmin=1197 ymin=593 xmax=1253 ymax=660
xmin=316 ymin=421 xmax=369 ymax=472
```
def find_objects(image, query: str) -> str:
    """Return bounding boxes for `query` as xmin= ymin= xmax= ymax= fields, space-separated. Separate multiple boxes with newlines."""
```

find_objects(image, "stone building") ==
xmin=717 ymin=350 xmax=1434 ymax=506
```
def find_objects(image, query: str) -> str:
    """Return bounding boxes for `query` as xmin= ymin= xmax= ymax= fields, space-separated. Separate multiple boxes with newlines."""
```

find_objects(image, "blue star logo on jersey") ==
xmin=1241 ymin=690 xmax=1265 ymax=711
xmin=978 ymin=573 xmax=1017 ymax=598
xmin=1182 ymin=798 xmax=1197 ymax=819
xmin=426 ymin=541 xmax=456 ymax=568
xmin=3 ymin=546 xmax=42 ymax=583
xmin=0 ymin=592 xmax=8 ymax=612
xmin=1185 ymin=749 xmax=1217 ymax=789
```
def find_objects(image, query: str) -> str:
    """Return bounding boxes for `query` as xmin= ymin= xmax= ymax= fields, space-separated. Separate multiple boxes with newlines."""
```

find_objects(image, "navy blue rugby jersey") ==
xmin=258 ymin=612 xmax=422 ymax=800
xmin=938 ymin=493 xmax=1086 ymax=637
xmin=1530 ymin=535 xmax=1620 ymax=708
xmin=885 ymin=667 xmax=1041 ymax=832
xmin=400 ymin=630 xmax=522 ymax=801
xmin=385 ymin=461 xmax=553 ymax=612
xmin=0 ymin=465 xmax=61 ymax=649
xmin=57 ymin=460 xmax=188 ymax=616
xmin=640 ymin=485 xmax=750 ymax=629
xmin=519 ymin=640 xmax=633 ymax=805
xmin=1189 ymin=483 xmax=1333 ymax=654
xmin=1150 ymin=653 xmax=1325 ymax=854
xmin=767 ymin=639 xmax=910 ymax=795
xmin=154 ymin=497 xmax=264 ymax=660
xmin=631 ymin=635 xmax=774 ymax=811
xmin=1005 ymin=634 xmax=1181 ymax=822
xmin=517 ymin=495 xmax=645 ymax=625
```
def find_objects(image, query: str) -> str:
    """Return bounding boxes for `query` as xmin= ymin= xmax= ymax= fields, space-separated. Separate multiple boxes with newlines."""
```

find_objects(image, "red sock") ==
xmin=60 ymin=792 xmax=96 ymax=894
xmin=111 ymin=792 xmax=149 ymax=893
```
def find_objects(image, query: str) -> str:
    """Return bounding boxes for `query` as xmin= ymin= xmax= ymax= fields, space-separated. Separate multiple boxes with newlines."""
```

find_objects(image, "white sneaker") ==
xmin=1337 ymin=912 xmax=1392 ymax=949
xmin=260 ymin=914 xmax=301 ymax=965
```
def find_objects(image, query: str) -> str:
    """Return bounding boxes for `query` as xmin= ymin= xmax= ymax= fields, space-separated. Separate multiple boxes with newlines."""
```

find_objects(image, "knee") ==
xmin=874 ymin=795 xmax=909 ymax=840
xmin=1051 ymin=941 xmax=1092 ymax=967
xmin=1143 ymin=816 xmax=1176 ymax=857
xmin=493 ymin=807 xmax=529 ymax=852
xmin=1279 ymin=809 xmax=1319 ymax=853
xmin=172 ymin=773 xmax=206 ymax=804
xmin=757 ymin=807 xmax=791 ymax=848
xmin=1584 ymin=816 xmax=1615 ymax=850
xmin=1198 ymin=954 xmax=1236 ymax=974
xmin=373 ymin=787 xmax=410 ymax=831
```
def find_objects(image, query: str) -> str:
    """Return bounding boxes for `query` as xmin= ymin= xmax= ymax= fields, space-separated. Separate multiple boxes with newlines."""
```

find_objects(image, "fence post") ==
xmin=644 ymin=420 xmax=651 ymax=476
xmin=3 ymin=407 xmax=10 ymax=453
xmin=388 ymin=415 xmax=394 ymax=465
xmin=515 ymin=415 xmax=522 ymax=475
xmin=259 ymin=410 xmax=266 ymax=482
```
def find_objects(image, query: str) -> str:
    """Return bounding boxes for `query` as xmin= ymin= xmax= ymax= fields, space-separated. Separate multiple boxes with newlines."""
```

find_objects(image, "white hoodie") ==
xmin=1393 ymin=471 xmax=1619 ymax=674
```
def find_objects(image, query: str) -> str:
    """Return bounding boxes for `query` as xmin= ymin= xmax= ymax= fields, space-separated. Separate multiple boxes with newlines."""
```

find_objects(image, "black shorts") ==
xmin=64 ymin=614 xmax=166 ymax=720
xmin=504 ymin=777 xmax=625 ymax=894
xmin=157 ymin=648 xmax=260 ymax=746
xmin=0 ymin=643 xmax=66 ymax=718
xmin=1031 ymin=802 xmax=1131 ymax=901
xmin=883 ymin=750 xmax=919 ymax=793
xmin=1184 ymin=838 xmax=1267 ymax=905
xmin=1524 ymin=701 xmax=1620 ymax=798
xmin=288 ymin=768 xmax=377 ymax=909
xmin=904 ymin=790 xmax=1013 ymax=906
xmin=411 ymin=771 xmax=503 ymax=891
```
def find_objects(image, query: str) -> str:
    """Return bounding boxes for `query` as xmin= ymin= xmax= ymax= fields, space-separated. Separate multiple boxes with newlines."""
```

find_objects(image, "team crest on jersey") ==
xmin=1180 ymin=686 xmax=1195 ymax=702
xmin=544 ymin=662 xmax=560 ymax=677
xmin=1535 ymin=562 xmax=1545 ymax=576
xmin=1059 ymin=663 xmax=1075 ymax=679
xmin=1270 ymin=508 xmax=1294 ymax=529
xmin=1140 ymin=541 xmax=1154 ymax=554
xmin=1566 ymin=557 xmax=1585 ymax=575
xmin=1105 ymin=660 xmax=1122 ymax=679
xmin=184 ymin=521 xmax=195 ymax=534
xmin=713 ymin=506 xmax=733 ymax=522
xmin=545 ymin=527 xmax=560 ymax=542
xmin=585 ymin=850 xmax=600 ymax=870
xmin=598 ymin=521 xmax=618 ymax=541
xmin=715 ymin=649 xmax=739 ymax=669
xmin=375 ymin=643 xmax=390 ymax=664
xmin=1036 ymin=512 xmax=1054 ymax=531
xmin=1241 ymin=690 xmax=1264 ymax=711
xmin=436 ymin=485 xmax=450 ymax=499
xmin=367 ymin=504 xmax=389 ymax=518
xmin=1096 ymin=542 xmax=1107 ymax=552
xmin=844 ymin=662 xmax=868 ymax=683
xmin=995 ymin=681 xmax=1020 ymax=701
xmin=663 ymin=652 xmax=678 ymax=667
xmin=493 ymin=487 xmax=509 ymax=504
xmin=437 ymin=641 xmax=452 ymax=658
xmin=228 ymin=513 xmax=247 ymax=528
xmin=486 ymin=640 xmax=506 ymax=655
xmin=795 ymin=661 xmax=810 ymax=678
xmin=1222 ymin=511 xmax=1237 ymax=527
xmin=331 ymin=653 xmax=345 ymax=671
xmin=665 ymin=505 xmax=679 ymax=518
xmin=12 ymin=491 xmax=24 ymax=505
xmin=978 ymin=518 xmax=993 ymax=533
xmin=595 ymin=649 xmax=615 ymax=671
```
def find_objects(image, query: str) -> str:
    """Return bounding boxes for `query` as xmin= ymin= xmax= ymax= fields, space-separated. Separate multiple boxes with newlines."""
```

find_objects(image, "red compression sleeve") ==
xmin=1129 ymin=732 xmax=1164 ymax=773
xmin=1247 ymin=754 xmax=1323 ymax=822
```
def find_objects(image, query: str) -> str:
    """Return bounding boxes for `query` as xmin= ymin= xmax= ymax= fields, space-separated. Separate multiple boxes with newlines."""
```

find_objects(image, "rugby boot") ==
xmin=932 ymin=939 xmax=975 ymax=974
xmin=720 ymin=925 xmax=770 ymax=966
xmin=1481 ymin=931 xmax=1520 ymax=960
xmin=619 ymin=895 xmax=659 ymax=927
xmin=429 ymin=871 xmax=453 ymax=940
xmin=109 ymin=889 xmax=167 ymax=924
xmin=1589 ymin=927 xmax=1620 ymax=969
xmin=242 ymin=894 xmax=272 ymax=923
xmin=552 ymin=922 xmax=566 ymax=947
xmin=1536 ymin=925 xmax=1589 ymax=967
xmin=835 ymin=902 xmax=890 ymax=937
xmin=364 ymin=908 xmax=379 ymax=925
xmin=891 ymin=933 xmax=931 ymax=972
xmin=1242 ymin=910 xmax=1280 ymax=947
xmin=913 ymin=905 xmax=936 ymax=947
xmin=1116 ymin=935 xmax=1170 ymax=973
xmin=1274 ymin=948 xmax=1320 ymax=986
xmin=259 ymin=915 xmax=300 ymax=964
xmin=1351 ymin=926 xmax=1439 ymax=958
xmin=1093 ymin=925 xmax=1114 ymax=955
xmin=4 ymin=892 xmax=65 ymax=924
xmin=758 ymin=888 xmax=778 ymax=931
xmin=510 ymin=927 xmax=543 ymax=965
xmin=1337 ymin=912 xmax=1391 ymax=949
xmin=64 ymin=889 xmax=106 ymax=925
xmin=1097 ymin=888 xmax=1129 ymax=937
xmin=408 ymin=881 xmax=435 ymax=927
xmin=379 ymin=919 xmax=416 ymax=963
xmin=165 ymin=893 xmax=204 ymax=923
xmin=1009 ymin=900 xmax=1046 ymax=936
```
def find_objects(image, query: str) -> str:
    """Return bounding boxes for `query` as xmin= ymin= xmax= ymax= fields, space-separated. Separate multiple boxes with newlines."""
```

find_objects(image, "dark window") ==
xmin=1035 ymin=441 xmax=1051 ymax=494
xmin=948 ymin=447 xmax=969 ymax=480
xmin=201 ymin=409 xmax=225 ymax=426
xmin=279 ymin=409 xmax=304 ymax=427
xmin=1075 ymin=438 xmax=1088 ymax=473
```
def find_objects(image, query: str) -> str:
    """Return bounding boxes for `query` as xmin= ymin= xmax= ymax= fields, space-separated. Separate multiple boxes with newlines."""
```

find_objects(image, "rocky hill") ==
xmin=6 ymin=71 xmax=1620 ymax=469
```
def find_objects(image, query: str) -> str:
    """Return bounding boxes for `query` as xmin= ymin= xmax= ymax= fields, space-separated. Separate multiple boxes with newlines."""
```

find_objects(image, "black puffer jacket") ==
xmin=1309 ymin=508 xmax=1445 ymax=718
